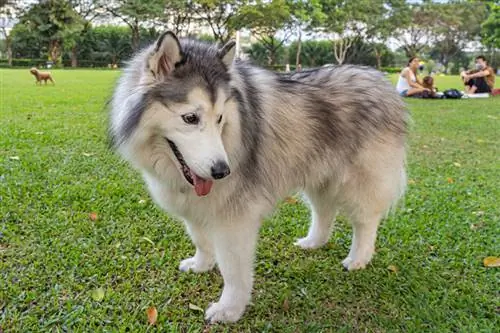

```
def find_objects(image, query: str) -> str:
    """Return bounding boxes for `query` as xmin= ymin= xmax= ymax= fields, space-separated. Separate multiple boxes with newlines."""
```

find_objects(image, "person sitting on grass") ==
xmin=460 ymin=55 xmax=495 ymax=94
xmin=396 ymin=56 xmax=431 ymax=97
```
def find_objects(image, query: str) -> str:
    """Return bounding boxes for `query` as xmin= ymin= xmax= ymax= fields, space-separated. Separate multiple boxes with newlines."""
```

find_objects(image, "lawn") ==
xmin=1 ymin=69 xmax=499 ymax=332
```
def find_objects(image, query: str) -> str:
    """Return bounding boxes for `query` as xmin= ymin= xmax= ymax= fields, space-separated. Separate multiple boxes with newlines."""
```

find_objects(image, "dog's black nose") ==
xmin=211 ymin=161 xmax=230 ymax=179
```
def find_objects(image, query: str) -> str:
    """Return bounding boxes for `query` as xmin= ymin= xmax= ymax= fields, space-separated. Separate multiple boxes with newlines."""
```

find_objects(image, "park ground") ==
xmin=0 ymin=69 xmax=499 ymax=332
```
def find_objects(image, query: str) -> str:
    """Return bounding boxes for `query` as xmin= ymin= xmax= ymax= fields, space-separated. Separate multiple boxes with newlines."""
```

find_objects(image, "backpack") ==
xmin=443 ymin=89 xmax=463 ymax=99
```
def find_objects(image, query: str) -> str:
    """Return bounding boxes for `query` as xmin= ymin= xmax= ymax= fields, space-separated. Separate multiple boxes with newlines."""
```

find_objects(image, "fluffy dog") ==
xmin=30 ymin=67 xmax=55 ymax=85
xmin=108 ymin=31 xmax=409 ymax=323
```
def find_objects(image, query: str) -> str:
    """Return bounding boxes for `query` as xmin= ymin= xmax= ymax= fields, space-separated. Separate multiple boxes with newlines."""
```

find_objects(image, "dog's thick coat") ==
xmin=109 ymin=32 xmax=409 ymax=323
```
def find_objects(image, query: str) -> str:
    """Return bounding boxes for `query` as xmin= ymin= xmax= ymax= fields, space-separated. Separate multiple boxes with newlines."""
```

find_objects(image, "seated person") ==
xmin=396 ymin=56 xmax=431 ymax=97
xmin=460 ymin=55 xmax=495 ymax=94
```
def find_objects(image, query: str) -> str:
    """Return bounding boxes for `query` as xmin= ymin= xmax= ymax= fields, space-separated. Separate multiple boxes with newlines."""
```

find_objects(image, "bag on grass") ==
xmin=443 ymin=89 xmax=463 ymax=99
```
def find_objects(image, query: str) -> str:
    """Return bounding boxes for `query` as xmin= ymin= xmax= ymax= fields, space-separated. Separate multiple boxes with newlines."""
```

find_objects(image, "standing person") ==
xmin=461 ymin=55 xmax=495 ymax=94
xmin=396 ymin=56 xmax=430 ymax=97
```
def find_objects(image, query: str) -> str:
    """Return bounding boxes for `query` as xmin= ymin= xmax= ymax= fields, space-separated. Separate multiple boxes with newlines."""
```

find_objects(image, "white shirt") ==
xmin=396 ymin=67 xmax=416 ymax=93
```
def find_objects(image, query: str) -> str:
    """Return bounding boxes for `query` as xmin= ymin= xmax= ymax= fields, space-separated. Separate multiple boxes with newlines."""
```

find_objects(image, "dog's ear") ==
xmin=149 ymin=31 xmax=183 ymax=80
xmin=218 ymin=40 xmax=236 ymax=68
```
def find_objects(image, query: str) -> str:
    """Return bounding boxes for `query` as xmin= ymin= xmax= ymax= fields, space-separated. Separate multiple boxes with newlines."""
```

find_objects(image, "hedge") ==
xmin=380 ymin=66 xmax=402 ymax=74
xmin=0 ymin=58 xmax=47 ymax=68
xmin=0 ymin=58 xmax=121 ymax=68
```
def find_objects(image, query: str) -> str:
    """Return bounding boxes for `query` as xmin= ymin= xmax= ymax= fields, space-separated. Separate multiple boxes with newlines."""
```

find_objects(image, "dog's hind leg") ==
xmin=342 ymin=210 xmax=383 ymax=271
xmin=341 ymin=156 xmax=405 ymax=271
xmin=179 ymin=221 xmax=215 ymax=273
xmin=295 ymin=184 xmax=338 ymax=249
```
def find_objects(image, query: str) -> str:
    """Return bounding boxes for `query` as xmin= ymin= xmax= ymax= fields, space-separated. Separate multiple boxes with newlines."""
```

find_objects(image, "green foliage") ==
xmin=394 ymin=1 xmax=487 ymax=61
xmin=17 ymin=0 xmax=85 ymax=64
xmin=238 ymin=0 xmax=294 ymax=65
xmin=192 ymin=1 xmax=249 ymax=43
xmin=287 ymin=40 xmax=334 ymax=67
xmin=245 ymin=41 xmax=287 ymax=67
xmin=0 ymin=58 xmax=47 ymax=68
xmin=193 ymin=34 xmax=217 ymax=43
xmin=102 ymin=0 xmax=164 ymax=50
xmin=288 ymin=0 xmax=326 ymax=31
xmin=481 ymin=3 xmax=500 ymax=49
xmin=246 ymin=39 xmax=396 ymax=68
xmin=10 ymin=23 xmax=46 ymax=59
xmin=431 ymin=1 xmax=488 ymax=72
xmin=91 ymin=26 xmax=133 ymax=65
xmin=380 ymin=66 xmax=401 ymax=74
xmin=3 ymin=0 xmax=495 ymax=71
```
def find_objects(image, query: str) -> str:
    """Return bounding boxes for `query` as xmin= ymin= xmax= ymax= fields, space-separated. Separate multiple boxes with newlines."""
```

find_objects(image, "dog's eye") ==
xmin=217 ymin=114 xmax=223 ymax=124
xmin=182 ymin=113 xmax=199 ymax=125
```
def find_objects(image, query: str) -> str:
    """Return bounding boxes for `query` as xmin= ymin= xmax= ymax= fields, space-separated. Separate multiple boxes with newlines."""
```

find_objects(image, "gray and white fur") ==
xmin=109 ymin=31 xmax=409 ymax=323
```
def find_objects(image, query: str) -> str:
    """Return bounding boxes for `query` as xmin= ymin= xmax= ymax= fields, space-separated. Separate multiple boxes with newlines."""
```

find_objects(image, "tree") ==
xmin=190 ymin=0 xmax=248 ymax=44
xmin=315 ymin=0 xmax=397 ymax=65
xmin=93 ymin=25 xmax=132 ymax=66
xmin=430 ymin=1 xmax=487 ymax=72
xmin=287 ymin=39 xmax=334 ymax=67
xmin=481 ymin=2 xmax=500 ymax=58
xmin=18 ymin=0 xmax=85 ymax=65
xmin=66 ymin=0 xmax=106 ymax=66
xmin=10 ymin=22 xmax=46 ymax=59
xmin=391 ymin=1 xmax=437 ymax=58
xmin=363 ymin=0 xmax=408 ymax=69
xmin=288 ymin=0 xmax=325 ymax=68
xmin=0 ymin=0 xmax=19 ymax=65
xmin=102 ymin=0 xmax=164 ymax=52
xmin=238 ymin=0 xmax=294 ymax=66
xmin=159 ymin=0 xmax=194 ymax=36
xmin=245 ymin=40 xmax=287 ymax=67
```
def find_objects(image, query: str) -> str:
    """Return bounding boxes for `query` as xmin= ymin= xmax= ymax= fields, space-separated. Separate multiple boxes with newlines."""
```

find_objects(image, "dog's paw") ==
xmin=205 ymin=302 xmax=245 ymax=323
xmin=294 ymin=236 xmax=327 ymax=250
xmin=341 ymin=256 xmax=369 ymax=271
xmin=179 ymin=257 xmax=214 ymax=273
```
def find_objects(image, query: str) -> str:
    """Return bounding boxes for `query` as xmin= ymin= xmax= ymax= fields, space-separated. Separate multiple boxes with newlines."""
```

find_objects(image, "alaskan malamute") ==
xmin=108 ymin=31 xmax=409 ymax=323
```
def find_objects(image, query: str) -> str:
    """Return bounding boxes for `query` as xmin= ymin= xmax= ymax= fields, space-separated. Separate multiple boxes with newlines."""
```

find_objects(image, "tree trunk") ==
xmin=49 ymin=40 xmax=61 ymax=64
xmin=404 ymin=46 xmax=416 ymax=58
xmin=6 ymin=36 xmax=12 ymax=66
xmin=374 ymin=47 xmax=382 ymax=70
xmin=267 ymin=49 xmax=274 ymax=66
xmin=295 ymin=28 xmax=302 ymax=68
xmin=333 ymin=37 xmax=353 ymax=65
xmin=131 ymin=24 xmax=140 ymax=52
xmin=442 ymin=59 xmax=449 ymax=74
xmin=71 ymin=45 xmax=78 ymax=67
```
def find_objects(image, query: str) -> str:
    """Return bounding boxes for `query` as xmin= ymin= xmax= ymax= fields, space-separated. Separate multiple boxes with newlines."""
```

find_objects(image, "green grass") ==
xmin=1 ymin=69 xmax=499 ymax=332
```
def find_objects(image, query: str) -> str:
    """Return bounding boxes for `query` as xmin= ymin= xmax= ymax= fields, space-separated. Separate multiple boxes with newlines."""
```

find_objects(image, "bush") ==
xmin=61 ymin=59 xmax=114 ymax=68
xmin=0 ymin=58 xmax=47 ymax=68
xmin=381 ymin=66 xmax=401 ymax=74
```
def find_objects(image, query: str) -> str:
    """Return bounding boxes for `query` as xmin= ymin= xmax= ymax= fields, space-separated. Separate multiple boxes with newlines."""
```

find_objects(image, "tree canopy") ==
xmin=2 ymin=0 xmax=496 ymax=70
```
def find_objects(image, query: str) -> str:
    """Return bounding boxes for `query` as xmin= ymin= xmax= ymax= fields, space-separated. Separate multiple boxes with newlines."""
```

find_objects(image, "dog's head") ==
xmin=110 ymin=31 xmax=238 ymax=196
xmin=30 ymin=67 xmax=38 ymax=75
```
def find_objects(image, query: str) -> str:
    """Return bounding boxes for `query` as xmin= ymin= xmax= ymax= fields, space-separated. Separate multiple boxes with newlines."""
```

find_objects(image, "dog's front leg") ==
xmin=179 ymin=220 xmax=215 ymax=273
xmin=205 ymin=219 xmax=260 ymax=323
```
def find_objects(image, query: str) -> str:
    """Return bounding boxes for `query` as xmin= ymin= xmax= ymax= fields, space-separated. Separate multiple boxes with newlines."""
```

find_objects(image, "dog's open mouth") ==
xmin=165 ymin=138 xmax=213 ymax=196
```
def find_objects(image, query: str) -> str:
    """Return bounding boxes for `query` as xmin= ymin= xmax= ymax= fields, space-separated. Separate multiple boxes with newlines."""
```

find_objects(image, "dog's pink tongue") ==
xmin=192 ymin=173 xmax=213 ymax=196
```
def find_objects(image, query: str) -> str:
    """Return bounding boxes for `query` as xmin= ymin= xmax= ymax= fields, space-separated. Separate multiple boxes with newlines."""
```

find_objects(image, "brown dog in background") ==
xmin=30 ymin=67 xmax=55 ymax=85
